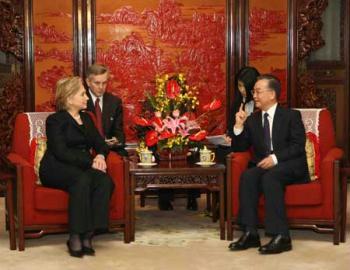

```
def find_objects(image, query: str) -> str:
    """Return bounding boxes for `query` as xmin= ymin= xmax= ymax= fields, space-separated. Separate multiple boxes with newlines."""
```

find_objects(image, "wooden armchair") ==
xmin=226 ymin=108 xmax=345 ymax=244
xmin=7 ymin=112 xmax=132 ymax=250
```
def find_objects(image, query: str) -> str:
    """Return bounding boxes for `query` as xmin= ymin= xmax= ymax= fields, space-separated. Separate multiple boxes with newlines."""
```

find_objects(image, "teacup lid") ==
xmin=200 ymin=146 xmax=211 ymax=153
xmin=140 ymin=147 xmax=152 ymax=153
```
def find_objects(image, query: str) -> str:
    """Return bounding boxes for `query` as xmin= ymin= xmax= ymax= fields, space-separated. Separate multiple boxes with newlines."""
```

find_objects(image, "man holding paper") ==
xmin=85 ymin=64 xmax=128 ymax=156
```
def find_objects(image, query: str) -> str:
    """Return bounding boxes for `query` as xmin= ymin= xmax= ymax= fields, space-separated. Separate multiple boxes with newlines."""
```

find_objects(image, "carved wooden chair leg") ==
xmin=227 ymin=221 xmax=233 ymax=241
xmin=340 ymin=168 xmax=348 ymax=242
xmin=6 ymin=179 xmax=16 ymax=250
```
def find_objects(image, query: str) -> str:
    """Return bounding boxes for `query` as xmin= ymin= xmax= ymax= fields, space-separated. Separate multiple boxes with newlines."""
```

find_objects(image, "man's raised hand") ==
xmin=234 ymin=103 xmax=247 ymax=129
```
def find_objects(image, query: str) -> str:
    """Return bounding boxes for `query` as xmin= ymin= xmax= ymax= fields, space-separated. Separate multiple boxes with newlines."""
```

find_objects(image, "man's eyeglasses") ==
xmin=251 ymin=89 xmax=271 ymax=95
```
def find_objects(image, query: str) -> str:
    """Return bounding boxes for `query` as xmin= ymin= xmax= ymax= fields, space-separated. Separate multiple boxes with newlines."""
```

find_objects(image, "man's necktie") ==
xmin=95 ymin=98 xmax=104 ymax=137
xmin=263 ymin=112 xmax=271 ymax=156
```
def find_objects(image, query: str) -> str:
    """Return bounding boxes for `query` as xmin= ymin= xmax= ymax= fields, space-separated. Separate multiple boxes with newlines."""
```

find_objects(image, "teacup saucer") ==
xmin=137 ymin=162 xmax=157 ymax=167
xmin=195 ymin=161 xmax=216 ymax=167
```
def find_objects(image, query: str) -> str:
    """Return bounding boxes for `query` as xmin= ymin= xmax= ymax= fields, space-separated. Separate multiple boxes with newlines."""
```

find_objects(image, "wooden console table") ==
xmin=126 ymin=159 xmax=226 ymax=241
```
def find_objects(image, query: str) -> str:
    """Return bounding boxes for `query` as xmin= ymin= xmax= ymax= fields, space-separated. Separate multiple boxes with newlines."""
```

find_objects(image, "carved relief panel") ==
xmin=95 ymin=0 xmax=227 ymax=141
xmin=33 ymin=0 xmax=73 ymax=112
xmin=248 ymin=0 xmax=288 ymax=104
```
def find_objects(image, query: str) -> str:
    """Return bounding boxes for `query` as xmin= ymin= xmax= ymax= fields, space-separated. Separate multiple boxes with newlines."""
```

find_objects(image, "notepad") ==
xmin=206 ymin=135 xmax=231 ymax=146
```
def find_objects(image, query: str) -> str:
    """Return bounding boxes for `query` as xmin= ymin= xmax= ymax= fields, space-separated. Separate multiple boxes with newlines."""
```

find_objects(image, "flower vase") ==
xmin=158 ymin=147 xmax=189 ymax=161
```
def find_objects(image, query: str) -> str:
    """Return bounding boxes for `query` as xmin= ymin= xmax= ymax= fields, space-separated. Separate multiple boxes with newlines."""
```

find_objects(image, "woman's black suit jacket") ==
xmin=39 ymin=110 xmax=113 ymax=233
xmin=41 ymin=110 xmax=108 ymax=169
xmin=40 ymin=110 xmax=109 ymax=189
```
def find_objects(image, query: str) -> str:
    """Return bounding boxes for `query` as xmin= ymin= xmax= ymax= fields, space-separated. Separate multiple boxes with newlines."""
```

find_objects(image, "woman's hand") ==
xmin=224 ymin=134 xmax=232 ymax=144
xmin=105 ymin=137 xmax=118 ymax=146
xmin=92 ymin=154 xmax=107 ymax=172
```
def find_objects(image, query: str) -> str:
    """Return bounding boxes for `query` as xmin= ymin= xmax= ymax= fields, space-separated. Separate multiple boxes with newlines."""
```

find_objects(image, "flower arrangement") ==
xmin=134 ymin=73 xmax=221 ymax=158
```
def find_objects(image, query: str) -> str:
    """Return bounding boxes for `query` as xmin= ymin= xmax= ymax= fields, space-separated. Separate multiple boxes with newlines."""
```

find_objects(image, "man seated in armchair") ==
xmin=228 ymin=74 xmax=310 ymax=254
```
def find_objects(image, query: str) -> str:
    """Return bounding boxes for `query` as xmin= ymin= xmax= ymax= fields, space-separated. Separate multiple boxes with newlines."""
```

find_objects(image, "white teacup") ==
xmin=139 ymin=149 xmax=154 ymax=164
xmin=199 ymin=146 xmax=215 ymax=163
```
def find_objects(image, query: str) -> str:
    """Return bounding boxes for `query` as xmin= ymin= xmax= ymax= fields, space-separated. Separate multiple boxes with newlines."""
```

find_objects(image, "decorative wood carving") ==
xmin=297 ymin=0 xmax=328 ymax=60
xmin=296 ymin=72 xmax=322 ymax=107
xmin=0 ymin=0 xmax=23 ymax=60
xmin=135 ymin=175 xmax=218 ymax=188
xmin=296 ymin=0 xmax=329 ymax=109
xmin=0 ymin=0 xmax=24 ymax=171
xmin=0 ymin=74 xmax=24 ymax=171
xmin=317 ymin=87 xmax=336 ymax=120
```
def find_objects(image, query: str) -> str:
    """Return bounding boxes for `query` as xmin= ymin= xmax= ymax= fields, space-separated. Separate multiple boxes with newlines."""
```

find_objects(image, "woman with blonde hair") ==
xmin=39 ymin=76 xmax=114 ymax=257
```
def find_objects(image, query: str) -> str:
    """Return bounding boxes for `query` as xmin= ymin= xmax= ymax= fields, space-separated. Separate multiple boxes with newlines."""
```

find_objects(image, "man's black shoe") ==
xmin=259 ymin=234 xmax=292 ymax=254
xmin=186 ymin=198 xmax=198 ymax=211
xmin=228 ymin=231 xmax=260 ymax=251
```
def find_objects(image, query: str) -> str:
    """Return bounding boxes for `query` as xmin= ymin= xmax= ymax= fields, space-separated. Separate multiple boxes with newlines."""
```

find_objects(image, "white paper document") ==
xmin=206 ymin=134 xmax=231 ymax=146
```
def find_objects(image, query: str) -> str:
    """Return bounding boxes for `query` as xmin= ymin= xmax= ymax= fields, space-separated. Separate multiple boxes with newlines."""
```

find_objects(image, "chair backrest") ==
xmin=11 ymin=112 xmax=53 ymax=160
xmin=295 ymin=108 xmax=335 ymax=160
xmin=318 ymin=109 xmax=336 ymax=159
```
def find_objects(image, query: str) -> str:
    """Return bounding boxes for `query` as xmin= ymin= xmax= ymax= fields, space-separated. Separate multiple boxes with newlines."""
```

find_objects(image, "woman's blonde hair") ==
xmin=55 ymin=76 xmax=82 ymax=111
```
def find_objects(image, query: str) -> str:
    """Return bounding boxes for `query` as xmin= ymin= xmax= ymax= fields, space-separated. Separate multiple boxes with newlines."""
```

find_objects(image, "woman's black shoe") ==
xmin=82 ymin=246 xmax=95 ymax=256
xmin=66 ymin=241 xmax=84 ymax=258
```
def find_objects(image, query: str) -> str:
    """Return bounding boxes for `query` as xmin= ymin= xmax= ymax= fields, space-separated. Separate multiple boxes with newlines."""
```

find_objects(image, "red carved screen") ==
xmin=95 ymin=0 xmax=227 ymax=142
xmin=33 ymin=0 xmax=73 ymax=111
xmin=248 ymin=0 xmax=288 ymax=104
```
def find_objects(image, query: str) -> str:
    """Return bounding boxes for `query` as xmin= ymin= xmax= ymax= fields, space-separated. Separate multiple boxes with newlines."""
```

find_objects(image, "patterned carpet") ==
xmin=133 ymin=196 xmax=220 ymax=247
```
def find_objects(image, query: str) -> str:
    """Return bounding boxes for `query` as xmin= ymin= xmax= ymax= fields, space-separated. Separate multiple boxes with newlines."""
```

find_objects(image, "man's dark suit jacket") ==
xmin=232 ymin=105 xmax=310 ymax=182
xmin=87 ymin=91 xmax=127 ymax=155
xmin=40 ymin=110 xmax=109 ymax=173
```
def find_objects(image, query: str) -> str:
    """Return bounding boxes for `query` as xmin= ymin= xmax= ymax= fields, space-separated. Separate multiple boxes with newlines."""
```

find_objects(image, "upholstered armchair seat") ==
xmin=226 ymin=108 xmax=345 ymax=245
xmin=7 ymin=112 xmax=131 ymax=250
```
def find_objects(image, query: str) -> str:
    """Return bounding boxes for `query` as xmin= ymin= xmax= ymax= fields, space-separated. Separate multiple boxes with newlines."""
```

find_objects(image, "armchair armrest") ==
xmin=318 ymin=147 xmax=344 ymax=208
xmin=106 ymin=151 xmax=128 ymax=217
xmin=230 ymin=152 xmax=251 ymax=172
xmin=106 ymin=151 xmax=125 ymax=178
xmin=226 ymin=151 xmax=252 ymax=217
xmin=7 ymin=153 xmax=31 ymax=167
xmin=7 ymin=152 xmax=36 ymax=188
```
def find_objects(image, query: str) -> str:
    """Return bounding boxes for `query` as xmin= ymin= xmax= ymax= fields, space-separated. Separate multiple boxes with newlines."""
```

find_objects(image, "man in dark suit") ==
xmin=228 ymin=74 xmax=309 ymax=254
xmin=85 ymin=64 xmax=128 ymax=156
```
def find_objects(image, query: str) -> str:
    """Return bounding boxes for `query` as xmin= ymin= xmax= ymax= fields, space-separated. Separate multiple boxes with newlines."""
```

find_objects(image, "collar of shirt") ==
xmin=89 ymin=89 xmax=104 ymax=111
xmin=262 ymin=102 xmax=278 ymax=124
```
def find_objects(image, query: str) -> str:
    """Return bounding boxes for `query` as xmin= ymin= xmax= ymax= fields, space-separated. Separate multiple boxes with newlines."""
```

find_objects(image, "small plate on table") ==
xmin=137 ymin=162 xmax=157 ymax=167
xmin=195 ymin=161 xmax=216 ymax=167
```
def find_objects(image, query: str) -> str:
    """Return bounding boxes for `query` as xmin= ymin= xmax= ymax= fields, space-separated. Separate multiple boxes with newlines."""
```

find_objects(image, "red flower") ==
xmin=189 ymin=130 xmax=207 ymax=141
xmin=203 ymin=99 xmax=222 ymax=111
xmin=166 ymin=80 xmax=181 ymax=99
xmin=145 ymin=130 xmax=158 ymax=146
xmin=150 ymin=116 xmax=163 ymax=129
xmin=159 ymin=130 xmax=174 ymax=140
xmin=133 ymin=116 xmax=151 ymax=127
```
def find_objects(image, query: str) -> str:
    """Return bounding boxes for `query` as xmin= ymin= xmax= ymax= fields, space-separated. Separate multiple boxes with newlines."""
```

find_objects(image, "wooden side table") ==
xmin=0 ymin=171 xmax=16 ymax=250
xmin=127 ymin=160 xmax=226 ymax=241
